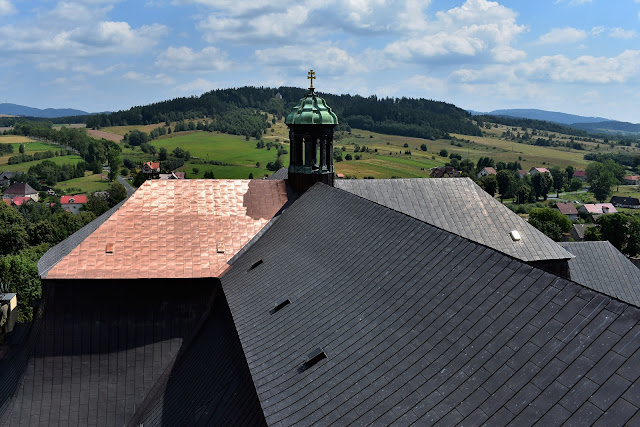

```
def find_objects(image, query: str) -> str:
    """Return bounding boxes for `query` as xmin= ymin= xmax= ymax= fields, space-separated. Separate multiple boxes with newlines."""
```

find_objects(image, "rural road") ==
xmin=117 ymin=176 xmax=136 ymax=196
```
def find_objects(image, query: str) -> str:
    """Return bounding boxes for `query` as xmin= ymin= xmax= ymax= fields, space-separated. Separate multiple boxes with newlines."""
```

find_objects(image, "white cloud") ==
xmin=46 ymin=1 xmax=114 ymax=23
xmin=383 ymin=0 xmax=525 ymax=64
xmin=590 ymin=26 xmax=605 ymax=36
xmin=254 ymin=44 xmax=365 ymax=75
xmin=155 ymin=46 xmax=230 ymax=71
xmin=537 ymin=27 xmax=587 ymax=44
xmin=610 ymin=27 xmax=636 ymax=39
xmin=527 ymin=50 xmax=640 ymax=84
xmin=0 ymin=0 xmax=16 ymax=16
xmin=123 ymin=71 xmax=175 ymax=84
xmin=72 ymin=63 xmax=121 ymax=75
xmin=197 ymin=5 xmax=309 ymax=43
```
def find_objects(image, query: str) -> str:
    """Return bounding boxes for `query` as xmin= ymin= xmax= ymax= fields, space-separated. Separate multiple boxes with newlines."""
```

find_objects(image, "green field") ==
xmin=55 ymin=172 xmax=110 ymax=193
xmin=1 ymin=153 xmax=84 ymax=173
xmin=122 ymin=132 xmax=290 ymax=179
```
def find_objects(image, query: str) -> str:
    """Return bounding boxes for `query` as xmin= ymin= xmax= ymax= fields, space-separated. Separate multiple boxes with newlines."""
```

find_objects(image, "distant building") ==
xmin=610 ymin=196 xmax=640 ymax=208
xmin=60 ymin=195 xmax=87 ymax=214
xmin=572 ymin=170 xmax=587 ymax=181
xmin=476 ymin=166 xmax=497 ymax=178
xmin=159 ymin=172 xmax=185 ymax=180
xmin=623 ymin=175 xmax=640 ymax=185
xmin=274 ymin=92 xmax=283 ymax=99
xmin=554 ymin=202 xmax=578 ymax=221
xmin=0 ymin=171 xmax=17 ymax=187
xmin=142 ymin=161 xmax=160 ymax=175
xmin=570 ymin=223 xmax=596 ymax=242
xmin=517 ymin=169 xmax=528 ymax=178
xmin=529 ymin=167 xmax=550 ymax=176
xmin=2 ymin=182 xmax=39 ymax=202
xmin=578 ymin=203 xmax=617 ymax=219
xmin=430 ymin=166 xmax=460 ymax=178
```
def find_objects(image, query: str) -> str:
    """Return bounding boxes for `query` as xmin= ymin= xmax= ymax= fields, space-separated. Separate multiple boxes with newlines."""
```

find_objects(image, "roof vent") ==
xmin=299 ymin=348 xmax=327 ymax=372
xmin=216 ymin=242 xmax=225 ymax=254
xmin=105 ymin=243 xmax=114 ymax=254
xmin=270 ymin=298 xmax=291 ymax=314
xmin=248 ymin=259 xmax=263 ymax=271
xmin=510 ymin=230 xmax=521 ymax=241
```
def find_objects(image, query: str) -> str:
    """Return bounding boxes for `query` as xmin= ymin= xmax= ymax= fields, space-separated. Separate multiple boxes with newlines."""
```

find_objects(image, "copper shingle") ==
xmin=45 ymin=179 xmax=288 ymax=279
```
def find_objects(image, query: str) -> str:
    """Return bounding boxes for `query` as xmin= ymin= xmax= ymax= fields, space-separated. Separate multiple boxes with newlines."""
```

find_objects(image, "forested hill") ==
xmin=85 ymin=86 xmax=482 ymax=140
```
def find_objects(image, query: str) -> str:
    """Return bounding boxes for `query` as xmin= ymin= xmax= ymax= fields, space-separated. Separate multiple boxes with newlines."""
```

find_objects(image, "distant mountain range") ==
xmin=469 ymin=108 xmax=640 ymax=136
xmin=0 ymin=103 xmax=89 ymax=118
xmin=470 ymin=108 xmax=610 ymax=125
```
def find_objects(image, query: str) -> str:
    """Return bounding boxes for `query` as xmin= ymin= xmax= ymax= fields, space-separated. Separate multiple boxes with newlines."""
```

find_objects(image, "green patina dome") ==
xmin=285 ymin=88 xmax=338 ymax=126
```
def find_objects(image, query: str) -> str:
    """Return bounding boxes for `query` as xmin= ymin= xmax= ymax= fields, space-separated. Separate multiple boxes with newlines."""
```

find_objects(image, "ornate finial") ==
xmin=307 ymin=69 xmax=316 ymax=89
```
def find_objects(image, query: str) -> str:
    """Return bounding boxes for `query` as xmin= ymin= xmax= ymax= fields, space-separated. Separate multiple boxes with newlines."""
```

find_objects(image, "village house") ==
xmin=158 ymin=171 xmax=185 ymax=180
xmin=553 ymin=202 xmax=578 ymax=221
xmin=610 ymin=195 xmax=640 ymax=209
xmin=0 ymin=171 xmax=16 ymax=187
xmin=1 ymin=182 xmax=39 ymax=202
xmin=142 ymin=161 xmax=160 ymax=175
xmin=476 ymin=166 xmax=497 ymax=178
xmin=429 ymin=166 xmax=460 ymax=178
xmin=578 ymin=203 xmax=618 ymax=220
xmin=60 ymin=195 xmax=87 ymax=214
xmin=623 ymin=175 xmax=640 ymax=185
xmin=528 ymin=167 xmax=550 ymax=175
xmin=572 ymin=169 xmax=587 ymax=181
xmin=569 ymin=223 xmax=596 ymax=242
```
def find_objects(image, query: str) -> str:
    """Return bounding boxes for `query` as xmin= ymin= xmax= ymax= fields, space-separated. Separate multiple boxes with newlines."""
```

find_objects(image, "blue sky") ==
xmin=1 ymin=0 xmax=640 ymax=122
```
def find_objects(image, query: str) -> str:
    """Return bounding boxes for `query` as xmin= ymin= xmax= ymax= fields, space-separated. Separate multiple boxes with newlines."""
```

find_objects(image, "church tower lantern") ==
xmin=285 ymin=70 xmax=338 ymax=194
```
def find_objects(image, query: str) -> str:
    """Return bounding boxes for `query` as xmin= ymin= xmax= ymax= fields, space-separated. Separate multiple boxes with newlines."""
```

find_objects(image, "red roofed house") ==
xmin=554 ymin=202 xmax=578 ymax=221
xmin=477 ymin=167 xmax=497 ymax=178
xmin=624 ymin=175 xmax=640 ymax=185
xmin=518 ymin=170 xmax=528 ymax=178
xmin=2 ymin=182 xmax=39 ymax=202
xmin=572 ymin=170 xmax=587 ymax=181
xmin=142 ymin=161 xmax=160 ymax=175
xmin=529 ymin=167 xmax=550 ymax=176
xmin=10 ymin=196 xmax=34 ymax=207
xmin=61 ymin=195 xmax=87 ymax=214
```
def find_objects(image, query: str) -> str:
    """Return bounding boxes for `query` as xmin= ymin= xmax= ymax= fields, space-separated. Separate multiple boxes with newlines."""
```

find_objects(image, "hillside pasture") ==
xmin=87 ymin=129 xmax=122 ymax=142
xmin=101 ymin=123 xmax=168 ymax=136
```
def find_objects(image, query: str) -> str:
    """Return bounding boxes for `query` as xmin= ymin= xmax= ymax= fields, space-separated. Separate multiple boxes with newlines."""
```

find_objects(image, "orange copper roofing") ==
xmin=45 ymin=179 xmax=288 ymax=279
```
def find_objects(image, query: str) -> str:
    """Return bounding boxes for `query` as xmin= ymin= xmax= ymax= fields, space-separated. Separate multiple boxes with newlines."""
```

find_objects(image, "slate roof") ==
xmin=41 ymin=179 xmax=288 ymax=279
xmin=0 ymin=280 xmax=218 ymax=426
xmin=221 ymin=183 xmax=640 ymax=426
xmin=336 ymin=178 xmax=573 ymax=262
xmin=571 ymin=224 xmax=595 ymax=241
xmin=268 ymin=167 xmax=289 ymax=180
xmin=2 ymin=182 xmax=37 ymax=196
xmin=563 ymin=241 xmax=640 ymax=307
xmin=611 ymin=196 xmax=640 ymax=207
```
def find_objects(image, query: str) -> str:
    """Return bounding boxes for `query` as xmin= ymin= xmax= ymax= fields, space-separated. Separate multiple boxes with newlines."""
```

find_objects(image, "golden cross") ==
xmin=307 ymin=69 xmax=316 ymax=88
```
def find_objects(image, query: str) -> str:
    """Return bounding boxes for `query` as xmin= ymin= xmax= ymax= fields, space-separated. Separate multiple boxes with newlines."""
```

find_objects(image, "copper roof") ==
xmin=44 ymin=179 xmax=288 ymax=279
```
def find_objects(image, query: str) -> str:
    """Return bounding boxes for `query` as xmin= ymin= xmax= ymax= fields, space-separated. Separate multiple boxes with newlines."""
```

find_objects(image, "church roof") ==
xmin=3 ymin=183 xmax=640 ymax=425
xmin=221 ymin=183 xmax=640 ymax=425
xmin=563 ymin=241 xmax=640 ymax=307
xmin=41 ymin=179 xmax=288 ymax=279
xmin=336 ymin=178 xmax=573 ymax=262
xmin=284 ymin=88 xmax=338 ymax=126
